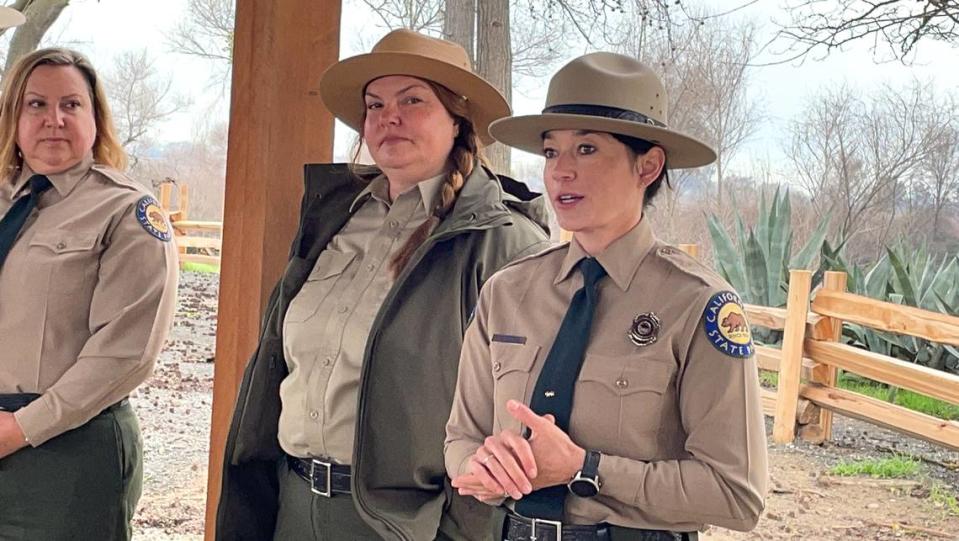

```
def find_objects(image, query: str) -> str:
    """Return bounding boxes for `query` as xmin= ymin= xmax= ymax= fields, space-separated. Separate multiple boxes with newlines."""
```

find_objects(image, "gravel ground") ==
xmin=131 ymin=271 xmax=959 ymax=540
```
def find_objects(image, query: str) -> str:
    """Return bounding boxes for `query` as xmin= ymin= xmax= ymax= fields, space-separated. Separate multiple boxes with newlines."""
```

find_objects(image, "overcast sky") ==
xmin=27 ymin=0 xmax=959 ymax=182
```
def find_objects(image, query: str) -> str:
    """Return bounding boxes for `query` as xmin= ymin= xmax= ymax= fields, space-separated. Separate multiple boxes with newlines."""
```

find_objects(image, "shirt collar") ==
xmin=349 ymin=170 xmax=448 ymax=214
xmin=554 ymin=217 xmax=656 ymax=291
xmin=12 ymin=152 xmax=95 ymax=199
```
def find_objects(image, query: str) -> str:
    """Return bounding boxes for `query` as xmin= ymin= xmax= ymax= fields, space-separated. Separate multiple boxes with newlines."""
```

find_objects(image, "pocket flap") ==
xmin=490 ymin=342 xmax=540 ymax=379
xmin=579 ymin=354 xmax=673 ymax=396
xmin=30 ymin=230 xmax=98 ymax=254
xmin=307 ymin=250 xmax=355 ymax=281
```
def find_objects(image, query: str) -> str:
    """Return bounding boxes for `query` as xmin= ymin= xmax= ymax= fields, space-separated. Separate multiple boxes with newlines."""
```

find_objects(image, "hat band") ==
xmin=542 ymin=104 xmax=667 ymax=128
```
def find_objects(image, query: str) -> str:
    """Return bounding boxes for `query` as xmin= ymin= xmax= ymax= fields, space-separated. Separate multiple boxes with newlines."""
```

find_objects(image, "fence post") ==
xmin=158 ymin=182 xmax=174 ymax=211
xmin=801 ymin=271 xmax=848 ymax=444
xmin=677 ymin=243 xmax=698 ymax=258
xmin=178 ymin=183 xmax=190 ymax=221
xmin=773 ymin=269 xmax=812 ymax=444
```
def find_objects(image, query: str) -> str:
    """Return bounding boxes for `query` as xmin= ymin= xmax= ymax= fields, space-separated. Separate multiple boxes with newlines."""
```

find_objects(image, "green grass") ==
xmin=838 ymin=375 xmax=959 ymax=420
xmin=757 ymin=370 xmax=959 ymax=421
xmin=828 ymin=455 xmax=921 ymax=479
xmin=930 ymin=484 xmax=959 ymax=516
xmin=181 ymin=262 xmax=220 ymax=274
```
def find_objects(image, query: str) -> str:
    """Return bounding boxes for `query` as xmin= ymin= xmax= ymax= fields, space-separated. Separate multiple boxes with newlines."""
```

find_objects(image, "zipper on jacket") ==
xmin=351 ymin=214 xmax=510 ymax=539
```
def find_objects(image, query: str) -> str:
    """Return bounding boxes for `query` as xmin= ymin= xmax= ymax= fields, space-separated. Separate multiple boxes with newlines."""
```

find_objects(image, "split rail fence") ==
xmin=158 ymin=182 xmax=223 ymax=268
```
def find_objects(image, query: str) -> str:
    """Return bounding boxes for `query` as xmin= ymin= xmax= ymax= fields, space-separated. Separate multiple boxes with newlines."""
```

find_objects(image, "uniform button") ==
xmin=338 ymin=305 xmax=349 ymax=314
xmin=367 ymin=263 xmax=376 ymax=272
xmin=658 ymin=247 xmax=676 ymax=256
xmin=309 ymin=410 xmax=319 ymax=419
xmin=492 ymin=362 xmax=502 ymax=372
xmin=56 ymin=241 xmax=66 ymax=250
xmin=323 ymin=356 xmax=332 ymax=366
xmin=389 ymin=220 xmax=399 ymax=228
xmin=615 ymin=378 xmax=629 ymax=389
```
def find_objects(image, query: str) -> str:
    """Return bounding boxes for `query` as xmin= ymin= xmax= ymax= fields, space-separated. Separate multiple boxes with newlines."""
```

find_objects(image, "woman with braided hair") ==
xmin=216 ymin=29 xmax=550 ymax=541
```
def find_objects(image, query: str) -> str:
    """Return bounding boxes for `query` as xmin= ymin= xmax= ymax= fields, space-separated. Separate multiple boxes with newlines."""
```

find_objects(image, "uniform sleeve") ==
xmin=15 ymin=196 xmax=179 ymax=446
xmin=595 ymin=289 xmax=768 ymax=531
xmin=445 ymin=279 xmax=496 ymax=480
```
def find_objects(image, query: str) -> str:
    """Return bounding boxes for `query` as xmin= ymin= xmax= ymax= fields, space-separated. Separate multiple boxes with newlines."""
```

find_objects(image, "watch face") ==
xmin=569 ymin=477 xmax=600 ymax=498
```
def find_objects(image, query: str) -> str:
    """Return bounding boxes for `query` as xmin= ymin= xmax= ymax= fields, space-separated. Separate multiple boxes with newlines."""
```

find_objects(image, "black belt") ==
xmin=0 ymin=393 xmax=40 ymax=412
xmin=286 ymin=455 xmax=352 ymax=497
xmin=505 ymin=512 xmax=698 ymax=541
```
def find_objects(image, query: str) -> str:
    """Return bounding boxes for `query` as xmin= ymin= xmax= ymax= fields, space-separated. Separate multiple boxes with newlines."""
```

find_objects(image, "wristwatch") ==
xmin=567 ymin=449 xmax=602 ymax=498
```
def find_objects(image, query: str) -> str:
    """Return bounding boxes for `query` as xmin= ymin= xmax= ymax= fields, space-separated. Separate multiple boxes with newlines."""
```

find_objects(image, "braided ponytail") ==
xmin=386 ymin=81 xmax=485 ymax=278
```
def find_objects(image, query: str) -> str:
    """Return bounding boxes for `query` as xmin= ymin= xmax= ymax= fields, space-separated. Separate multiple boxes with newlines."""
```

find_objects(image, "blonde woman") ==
xmin=217 ymin=30 xmax=550 ymax=540
xmin=0 ymin=48 xmax=178 ymax=541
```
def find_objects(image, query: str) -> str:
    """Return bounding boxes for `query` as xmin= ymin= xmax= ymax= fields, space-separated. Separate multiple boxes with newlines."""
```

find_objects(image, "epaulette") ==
xmin=91 ymin=164 xmax=146 ymax=192
xmin=499 ymin=240 xmax=568 ymax=272
xmin=654 ymin=243 xmax=729 ymax=291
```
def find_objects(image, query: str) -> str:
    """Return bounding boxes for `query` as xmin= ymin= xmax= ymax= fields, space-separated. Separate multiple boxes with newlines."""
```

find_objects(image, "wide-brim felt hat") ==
xmin=489 ymin=52 xmax=717 ymax=168
xmin=320 ymin=29 xmax=510 ymax=147
xmin=0 ymin=7 xmax=26 ymax=29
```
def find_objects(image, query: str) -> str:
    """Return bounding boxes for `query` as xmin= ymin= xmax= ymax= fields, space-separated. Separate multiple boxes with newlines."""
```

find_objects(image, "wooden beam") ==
xmin=761 ymin=388 xmax=777 ymax=417
xmin=754 ymin=344 xmax=817 ymax=376
xmin=174 ymin=237 xmax=222 ymax=250
xmin=179 ymin=254 xmax=221 ymax=266
xmin=812 ymin=289 xmax=959 ymax=346
xmin=773 ymin=270 xmax=812 ymax=443
xmin=745 ymin=303 xmax=829 ymax=338
xmin=805 ymin=271 xmax=847 ymax=444
xmin=805 ymin=340 xmax=959 ymax=406
xmin=801 ymin=384 xmax=959 ymax=452
xmin=172 ymin=220 xmax=223 ymax=232
xmin=203 ymin=1 xmax=341 ymax=538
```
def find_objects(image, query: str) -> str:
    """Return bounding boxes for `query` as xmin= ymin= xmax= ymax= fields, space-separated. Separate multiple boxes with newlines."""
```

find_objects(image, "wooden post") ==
xmin=802 ymin=271 xmax=847 ymax=444
xmin=158 ymin=182 xmax=173 ymax=210
xmin=773 ymin=270 xmax=812 ymax=444
xmin=677 ymin=243 xmax=698 ymax=258
xmin=178 ymin=183 xmax=190 ymax=221
xmin=203 ymin=2 xmax=341 ymax=538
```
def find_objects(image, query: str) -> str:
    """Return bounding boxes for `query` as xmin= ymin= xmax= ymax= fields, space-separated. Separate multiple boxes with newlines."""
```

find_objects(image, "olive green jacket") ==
xmin=216 ymin=163 xmax=550 ymax=540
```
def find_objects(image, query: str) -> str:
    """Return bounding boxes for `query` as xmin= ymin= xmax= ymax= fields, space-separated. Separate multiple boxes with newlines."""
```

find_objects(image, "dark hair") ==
xmin=610 ymin=133 xmax=669 ymax=207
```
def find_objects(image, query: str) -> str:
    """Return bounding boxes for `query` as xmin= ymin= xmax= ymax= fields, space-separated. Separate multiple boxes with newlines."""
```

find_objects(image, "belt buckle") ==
xmin=309 ymin=458 xmax=332 ymax=497
xmin=530 ymin=517 xmax=562 ymax=541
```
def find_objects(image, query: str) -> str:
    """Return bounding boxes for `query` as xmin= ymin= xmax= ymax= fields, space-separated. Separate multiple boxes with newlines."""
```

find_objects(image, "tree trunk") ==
xmin=475 ymin=0 xmax=511 ymax=174
xmin=3 ymin=0 xmax=69 ymax=74
xmin=443 ymin=0 xmax=475 ymax=64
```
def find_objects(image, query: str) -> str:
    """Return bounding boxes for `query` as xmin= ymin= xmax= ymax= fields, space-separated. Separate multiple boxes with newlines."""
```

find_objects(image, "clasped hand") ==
xmin=451 ymin=400 xmax=585 ymax=502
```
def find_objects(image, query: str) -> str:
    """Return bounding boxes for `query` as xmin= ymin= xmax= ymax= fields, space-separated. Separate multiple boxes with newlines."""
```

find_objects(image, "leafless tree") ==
xmin=105 ymin=49 xmax=190 ymax=166
xmin=1 ymin=0 xmax=69 ymax=74
xmin=168 ymin=0 xmax=235 ymax=85
xmin=362 ymin=0 xmax=444 ymax=32
xmin=922 ymin=122 xmax=959 ymax=242
xmin=771 ymin=0 xmax=959 ymax=63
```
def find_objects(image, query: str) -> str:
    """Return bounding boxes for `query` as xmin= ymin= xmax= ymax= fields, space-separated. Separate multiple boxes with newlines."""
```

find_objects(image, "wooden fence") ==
xmin=158 ymin=182 xmax=223 ymax=268
xmin=671 ymin=245 xmax=959 ymax=451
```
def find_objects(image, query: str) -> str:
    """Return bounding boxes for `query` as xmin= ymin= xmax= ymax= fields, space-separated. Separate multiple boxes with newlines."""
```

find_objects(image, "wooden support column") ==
xmin=773 ymin=270 xmax=812 ymax=444
xmin=801 ymin=271 xmax=847 ymax=444
xmin=203 ymin=1 xmax=341 ymax=538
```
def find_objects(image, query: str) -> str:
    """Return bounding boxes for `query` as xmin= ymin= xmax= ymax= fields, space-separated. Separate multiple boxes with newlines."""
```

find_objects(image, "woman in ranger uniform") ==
xmin=216 ymin=30 xmax=550 ymax=540
xmin=446 ymin=52 xmax=767 ymax=541
xmin=0 ymin=48 xmax=178 ymax=541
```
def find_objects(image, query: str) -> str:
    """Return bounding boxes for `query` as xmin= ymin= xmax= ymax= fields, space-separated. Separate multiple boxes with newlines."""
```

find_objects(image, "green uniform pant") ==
xmin=0 ymin=401 xmax=142 ymax=541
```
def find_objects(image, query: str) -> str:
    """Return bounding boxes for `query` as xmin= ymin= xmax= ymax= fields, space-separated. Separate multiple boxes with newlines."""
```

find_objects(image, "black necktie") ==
xmin=0 ymin=175 xmax=53 ymax=270
xmin=515 ymin=256 xmax=607 ymax=521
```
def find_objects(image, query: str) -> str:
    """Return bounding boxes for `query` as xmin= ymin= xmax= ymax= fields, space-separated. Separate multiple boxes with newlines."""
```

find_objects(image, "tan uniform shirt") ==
xmin=0 ymin=154 xmax=179 ymax=446
xmin=279 ymin=172 xmax=446 ymax=463
xmin=445 ymin=218 xmax=768 ymax=532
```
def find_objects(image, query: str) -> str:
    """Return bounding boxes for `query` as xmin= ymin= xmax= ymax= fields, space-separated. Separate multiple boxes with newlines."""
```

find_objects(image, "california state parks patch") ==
xmin=703 ymin=291 xmax=754 ymax=358
xmin=135 ymin=195 xmax=172 ymax=242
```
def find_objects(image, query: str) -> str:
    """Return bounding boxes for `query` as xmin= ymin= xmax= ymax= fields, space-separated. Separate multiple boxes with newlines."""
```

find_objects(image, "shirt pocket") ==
xmin=284 ymin=250 xmax=355 ymax=323
xmin=576 ymin=354 xmax=674 ymax=438
xmin=490 ymin=341 xmax=541 ymax=434
xmin=29 ymin=229 xmax=101 ymax=295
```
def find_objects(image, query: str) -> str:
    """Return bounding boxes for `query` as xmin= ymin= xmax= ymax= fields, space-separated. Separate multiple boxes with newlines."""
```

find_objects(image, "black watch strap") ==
xmin=582 ymin=449 xmax=601 ymax=478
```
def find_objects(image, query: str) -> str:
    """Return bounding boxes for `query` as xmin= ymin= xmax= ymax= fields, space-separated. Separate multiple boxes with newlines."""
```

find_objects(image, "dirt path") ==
xmin=132 ymin=272 xmax=959 ymax=540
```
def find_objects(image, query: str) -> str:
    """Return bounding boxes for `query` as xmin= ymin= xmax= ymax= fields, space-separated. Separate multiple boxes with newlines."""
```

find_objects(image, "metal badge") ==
xmin=628 ymin=312 xmax=661 ymax=347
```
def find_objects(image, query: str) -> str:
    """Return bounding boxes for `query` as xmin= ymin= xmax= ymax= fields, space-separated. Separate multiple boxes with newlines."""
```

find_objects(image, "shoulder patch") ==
xmin=702 ymin=290 xmax=753 ymax=359
xmin=135 ymin=196 xmax=172 ymax=242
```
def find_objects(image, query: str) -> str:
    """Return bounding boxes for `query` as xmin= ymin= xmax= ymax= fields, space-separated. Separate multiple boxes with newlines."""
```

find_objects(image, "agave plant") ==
xmin=707 ymin=187 xmax=830 ymax=344
xmin=707 ymin=187 xmax=830 ymax=307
